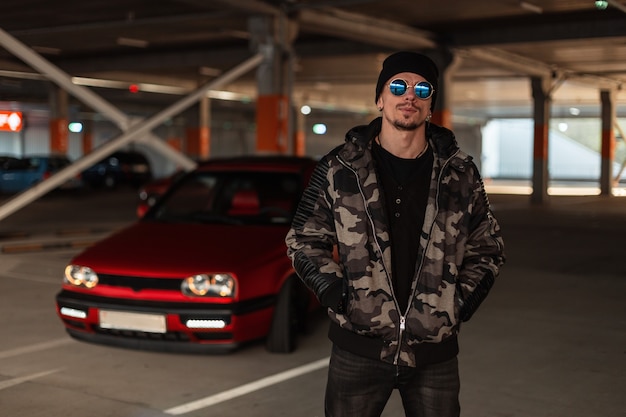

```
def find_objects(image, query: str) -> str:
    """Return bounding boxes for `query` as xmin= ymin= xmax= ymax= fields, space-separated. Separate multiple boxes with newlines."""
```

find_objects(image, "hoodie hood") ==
xmin=343 ymin=117 xmax=460 ymax=162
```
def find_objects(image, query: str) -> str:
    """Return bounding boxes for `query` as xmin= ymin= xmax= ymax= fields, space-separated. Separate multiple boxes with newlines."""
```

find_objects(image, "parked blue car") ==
xmin=0 ymin=154 xmax=82 ymax=193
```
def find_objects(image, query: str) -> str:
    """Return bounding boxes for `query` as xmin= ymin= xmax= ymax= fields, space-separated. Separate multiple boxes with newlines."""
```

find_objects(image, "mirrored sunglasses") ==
xmin=388 ymin=79 xmax=434 ymax=100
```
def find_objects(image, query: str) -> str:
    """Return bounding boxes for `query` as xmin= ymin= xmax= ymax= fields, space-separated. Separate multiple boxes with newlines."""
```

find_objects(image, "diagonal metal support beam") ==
xmin=0 ymin=24 xmax=264 ymax=221
xmin=0 ymin=53 xmax=263 ymax=222
xmin=0 ymin=26 xmax=197 ymax=167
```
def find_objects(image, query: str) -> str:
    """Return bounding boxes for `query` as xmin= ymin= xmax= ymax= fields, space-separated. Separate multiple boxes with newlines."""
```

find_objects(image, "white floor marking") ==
xmin=164 ymin=356 xmax=330 ymax=415
xmin=0 ymin=337 xmax=73 ymax=360
xmin=0 ymin=368 xmax=62 ymax=390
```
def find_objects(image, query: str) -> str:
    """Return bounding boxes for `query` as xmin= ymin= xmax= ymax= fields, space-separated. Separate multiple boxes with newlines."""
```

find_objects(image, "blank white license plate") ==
xmin=99 ymin=310 xmax=166 ymax=333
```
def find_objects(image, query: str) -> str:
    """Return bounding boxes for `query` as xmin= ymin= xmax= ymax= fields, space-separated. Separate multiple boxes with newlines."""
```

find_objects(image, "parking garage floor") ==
xmin=0 ymin=187 xmax=624 ymax=416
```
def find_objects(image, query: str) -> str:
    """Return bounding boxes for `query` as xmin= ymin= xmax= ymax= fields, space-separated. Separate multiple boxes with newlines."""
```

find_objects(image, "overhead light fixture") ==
xmin=116 ymin=37 xmax=149 ymax=48
xmin=199 ymin=66 xmax=222 ymax=77
xmin=569 ymin=107 xmax=581 ymax=116
xmin=595 ymin=0 xmax=609 ymax=10
xmin=519 ymin=1 xmax=543 ymax=13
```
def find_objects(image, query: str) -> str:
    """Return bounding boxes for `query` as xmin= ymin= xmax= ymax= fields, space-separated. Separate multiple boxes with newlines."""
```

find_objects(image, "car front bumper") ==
xmin=56 ymin=289 xmax=276 ymax=353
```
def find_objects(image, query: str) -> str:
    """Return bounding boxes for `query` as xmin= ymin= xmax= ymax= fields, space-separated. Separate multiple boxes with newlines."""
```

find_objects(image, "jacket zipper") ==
xmin=392 ymin=149 xmax=460 ymax=365
xmin=336 ymin=155 xmax=394 ymax=286
xmin=336 ymin=154 xmax=411 ymax=365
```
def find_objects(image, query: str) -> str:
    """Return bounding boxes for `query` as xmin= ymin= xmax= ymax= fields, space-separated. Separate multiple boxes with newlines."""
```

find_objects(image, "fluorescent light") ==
xmin=313 ymin=123 xmax=327 ymax=135
xmin=520 ymin=1 xmax=543 ymax=13
xmin=68 ymin=122 xmax=83 ymax=133
xmin=117 ymin=37 xmax=149 ymax=48
xmin=199 ymin=66 xmax=222 ymax=77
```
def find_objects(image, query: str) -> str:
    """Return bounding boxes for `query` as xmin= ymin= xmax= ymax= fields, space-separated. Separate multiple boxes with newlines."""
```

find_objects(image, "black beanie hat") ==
xmin=375 ymin=51 xmax=439 ymax=110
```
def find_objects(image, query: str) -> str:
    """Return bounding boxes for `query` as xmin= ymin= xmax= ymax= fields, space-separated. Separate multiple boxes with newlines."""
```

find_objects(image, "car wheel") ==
xmin=266 ymin=277 xmax=301 ymax=353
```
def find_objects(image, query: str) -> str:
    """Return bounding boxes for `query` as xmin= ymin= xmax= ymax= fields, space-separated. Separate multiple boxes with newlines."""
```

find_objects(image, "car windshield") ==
xmin=144 ymin=170 xmax=302 ymax=226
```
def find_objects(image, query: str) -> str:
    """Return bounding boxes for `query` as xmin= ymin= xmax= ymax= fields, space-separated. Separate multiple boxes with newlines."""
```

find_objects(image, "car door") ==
xmin=0 ymin=157 xmax=31 ymax=193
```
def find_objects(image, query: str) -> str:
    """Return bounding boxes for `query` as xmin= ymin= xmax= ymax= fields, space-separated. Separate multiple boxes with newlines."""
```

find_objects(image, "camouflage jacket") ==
xmin=286 ymin=117 xmax=505 ymax=367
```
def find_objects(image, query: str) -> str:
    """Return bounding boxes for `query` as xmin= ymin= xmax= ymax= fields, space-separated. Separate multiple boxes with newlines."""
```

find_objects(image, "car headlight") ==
xmin=64 ymin=265 xmax=99 ymax=288
xmin=181 ymin=273 xmax=235 ymax=298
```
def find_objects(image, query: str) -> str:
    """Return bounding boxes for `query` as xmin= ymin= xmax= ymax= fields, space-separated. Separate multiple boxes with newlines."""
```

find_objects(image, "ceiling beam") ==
xmin=208 ymin=0 xmax=282 ymax=16
xmin=447 ymin=12 xmax=626 ymax=46
xmin=297 ymin=8 xmax=437 ymax=50
xmin=457 ymin=47 xmax=553 ymax=78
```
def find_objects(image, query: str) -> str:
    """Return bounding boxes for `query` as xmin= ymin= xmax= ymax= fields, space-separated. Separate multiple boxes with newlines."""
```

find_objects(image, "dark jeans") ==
xmin=325 ymin=344 xmax=460 ymax=417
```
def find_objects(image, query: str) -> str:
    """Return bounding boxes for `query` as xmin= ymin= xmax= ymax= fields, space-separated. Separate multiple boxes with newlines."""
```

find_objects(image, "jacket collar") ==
xmin=341 ymin=117 xmax=461 ymax=165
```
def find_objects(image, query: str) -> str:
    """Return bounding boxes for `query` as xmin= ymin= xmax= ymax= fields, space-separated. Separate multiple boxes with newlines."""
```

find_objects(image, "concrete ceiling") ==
xmin=0 ymin=0 xmax=625 ymax=121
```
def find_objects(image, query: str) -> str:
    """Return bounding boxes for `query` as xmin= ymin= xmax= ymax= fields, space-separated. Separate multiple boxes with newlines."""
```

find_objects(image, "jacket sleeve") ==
xmin=457 ymin=170 xmax=506 ymax=322
xmin=285 ymin=157 xmax=345 ymax=311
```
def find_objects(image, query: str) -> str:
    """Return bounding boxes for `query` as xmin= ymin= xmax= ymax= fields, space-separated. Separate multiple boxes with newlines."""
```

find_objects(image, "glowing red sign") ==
xmin=0 ymin=111 xmax=23 ymax=132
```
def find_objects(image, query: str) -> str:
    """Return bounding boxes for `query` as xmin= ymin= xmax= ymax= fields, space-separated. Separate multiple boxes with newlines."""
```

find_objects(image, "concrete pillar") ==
xmin=49 ymin=87 xmax=69 ymax=154
xmin=429 ymin=48 xmax=455 ymax=130
xmin=185 ymin=96 xmax=210 ymax=160
xmin=531 ymin=76 xmax=551 ymax=204
xmin=600 ymin=89 xmax=616 ymax=196
xmin=166 ymin=117 xmax=183 ymax=153
xmin=249 ymin=15 xmax=294 ymax=154
xmin=294 ymin=105 xmax=306 ymax=156
xmin=82 ymin=118 xmax=93 ymax=154
xmin=18 ymin=113 xmax=26 ymax=156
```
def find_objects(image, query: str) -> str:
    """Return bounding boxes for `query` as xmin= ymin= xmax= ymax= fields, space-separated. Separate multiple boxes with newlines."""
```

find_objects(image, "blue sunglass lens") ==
xmin=414 ymin=82 xmax=432 ymax=99
xmin=389 ymin=79 xmax=408 ymax=96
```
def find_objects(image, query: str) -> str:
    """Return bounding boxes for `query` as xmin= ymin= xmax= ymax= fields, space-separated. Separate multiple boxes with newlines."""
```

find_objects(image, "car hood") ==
xmin=71 ymin=221 xmax=291 ymax=277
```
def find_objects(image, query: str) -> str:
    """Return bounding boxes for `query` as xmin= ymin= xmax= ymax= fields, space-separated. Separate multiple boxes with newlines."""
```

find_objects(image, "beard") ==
xmin=392 ymin=118 xmax=420 ymax=131
xmin=391 ymin=113 xmax=427 ymax=131
xmin=387 ymin=104 xmax=428 ymax=131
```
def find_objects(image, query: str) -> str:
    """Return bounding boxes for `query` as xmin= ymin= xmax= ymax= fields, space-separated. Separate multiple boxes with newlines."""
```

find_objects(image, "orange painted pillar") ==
xmin=82 ymin=130 xmax=93 ymax=154
xmin=430 ymin=48 xmax=455 ymax=131
xmin=256 ymin=94 xmax=288 ymax=153
xmin=431 ymin=109 xmax=452 ymax=130
xmin=600 ymin=89 xmax=616 ymax=195
xmin=292 ymin=105 xmax=306 ymax=156
xmin=531 ymin=76 xmax=551 ymax=204
xmin=294 ymin=131 xmax=305 ymax=156
xmin=49 ymin=118 xmax=68 ymax=153
xmin=82 ymin=119 xmax=93 ymax=154
xmin=185 ymin=126 xmax=209 ymax=160
xmin=185 ymin=96 xmax=211 ymax=160
xmin=49 ymin=87 xmax=69 ymax=154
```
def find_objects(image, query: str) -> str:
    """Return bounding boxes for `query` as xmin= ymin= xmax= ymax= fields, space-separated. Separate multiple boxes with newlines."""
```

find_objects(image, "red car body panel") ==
xmin=55 ymin=156 xmax=318 ymax=353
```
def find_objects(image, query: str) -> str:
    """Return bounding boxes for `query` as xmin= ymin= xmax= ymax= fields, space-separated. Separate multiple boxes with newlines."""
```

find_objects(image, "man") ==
xmin=285 ymin=51 xmax=505 ymax=417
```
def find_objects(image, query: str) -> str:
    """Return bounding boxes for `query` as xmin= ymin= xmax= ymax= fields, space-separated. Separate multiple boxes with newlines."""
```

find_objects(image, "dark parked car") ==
xmin=81 ymin=150 xmax=153 ymax=188
xmin=0 ymin=154 xmax=81 ymax=193
xmin=56 ymin=156 xmax=319 ymax=353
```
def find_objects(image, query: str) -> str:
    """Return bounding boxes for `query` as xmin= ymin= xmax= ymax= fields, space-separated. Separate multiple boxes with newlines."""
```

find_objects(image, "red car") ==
xmin=56 ymin=156 xmax=318 ymax=353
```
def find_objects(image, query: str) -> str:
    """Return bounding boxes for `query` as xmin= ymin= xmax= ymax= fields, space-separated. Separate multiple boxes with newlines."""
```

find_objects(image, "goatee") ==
xmin=392 ymin=119 xmax=422 ymax=131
